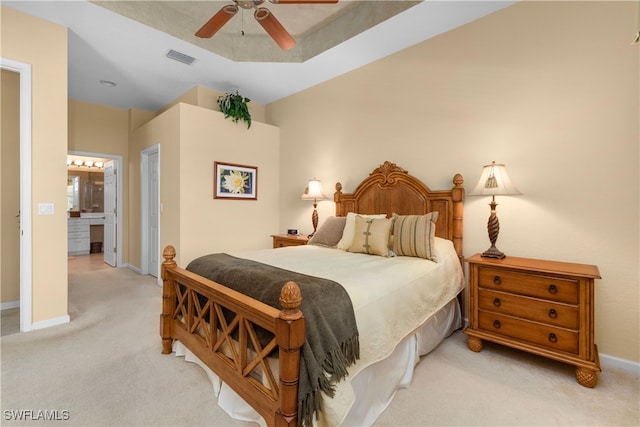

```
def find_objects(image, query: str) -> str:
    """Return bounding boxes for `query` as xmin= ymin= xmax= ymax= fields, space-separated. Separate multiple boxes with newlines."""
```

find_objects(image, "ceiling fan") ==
xmin=195 ymin=0 xmax=338 ymax=51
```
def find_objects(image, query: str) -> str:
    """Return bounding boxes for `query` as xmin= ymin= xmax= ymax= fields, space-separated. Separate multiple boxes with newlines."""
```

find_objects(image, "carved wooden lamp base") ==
xmin=481 ymin=198 xmax=506 ymax=259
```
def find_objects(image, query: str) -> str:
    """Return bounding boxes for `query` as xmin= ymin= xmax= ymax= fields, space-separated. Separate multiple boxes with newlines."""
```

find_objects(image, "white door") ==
xmin=148 ymin=151 xmax=159 ymax=277
xmin=103 ymin=160 xmax=117 ymax=267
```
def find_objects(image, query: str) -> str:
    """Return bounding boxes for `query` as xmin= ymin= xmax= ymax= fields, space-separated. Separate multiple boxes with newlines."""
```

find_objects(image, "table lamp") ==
xmin=301 ymin=178 xmax=326 ymax=237
xmin=470 ymin=161 xmax=521 ymax=259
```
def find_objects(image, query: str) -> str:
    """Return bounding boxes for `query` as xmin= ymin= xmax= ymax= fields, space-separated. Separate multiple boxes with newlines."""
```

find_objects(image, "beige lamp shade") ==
xmin=470 ymin=161 xmax=521 ymax=196
xmin=301 ymin=179 xmax=327 ymax=201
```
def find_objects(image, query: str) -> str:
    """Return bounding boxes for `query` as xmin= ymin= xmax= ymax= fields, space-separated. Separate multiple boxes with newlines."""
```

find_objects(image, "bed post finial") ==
xmin=162 ymin=245 xmax=177 ymax=273
xmin=279 ymin=281 xmax=302 ymax=319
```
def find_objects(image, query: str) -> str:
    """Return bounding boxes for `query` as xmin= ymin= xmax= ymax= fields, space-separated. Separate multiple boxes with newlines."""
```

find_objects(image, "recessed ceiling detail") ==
xmin=91 ymin=0 xmax=419 ymax=63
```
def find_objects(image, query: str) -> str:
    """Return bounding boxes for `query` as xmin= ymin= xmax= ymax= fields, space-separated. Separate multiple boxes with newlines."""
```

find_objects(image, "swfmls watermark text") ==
xmin=3 ymin=409 xmax=70 ymax=421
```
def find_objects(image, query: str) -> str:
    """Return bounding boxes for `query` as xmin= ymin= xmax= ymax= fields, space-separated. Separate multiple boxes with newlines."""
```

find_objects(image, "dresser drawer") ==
xmin=478 ymin=310 xmax=579 ymax=354
xmin=271 ymin=235 xmax=308 ymax=248
xmin=478 ymin=266 xmax=579 ymax=304
xmin=68 ymin=230 xmax=90 ymax=239
xmin=478 ymin=289 xmax=579 ymax=329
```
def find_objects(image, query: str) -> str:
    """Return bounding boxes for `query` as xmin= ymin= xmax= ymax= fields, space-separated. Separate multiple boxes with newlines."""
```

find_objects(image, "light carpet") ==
xmin=1 ymin=262 xmax=638 ymax=426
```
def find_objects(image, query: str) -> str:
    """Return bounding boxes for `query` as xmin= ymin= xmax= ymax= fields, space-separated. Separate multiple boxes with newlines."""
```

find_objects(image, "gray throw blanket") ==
xmin=186 ymin=253 xmax=359 ymax=426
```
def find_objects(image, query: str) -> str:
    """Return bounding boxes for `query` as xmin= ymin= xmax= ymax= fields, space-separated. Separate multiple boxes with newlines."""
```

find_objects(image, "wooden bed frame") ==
xmin=160 ymin=161 xmax=464 ymax=427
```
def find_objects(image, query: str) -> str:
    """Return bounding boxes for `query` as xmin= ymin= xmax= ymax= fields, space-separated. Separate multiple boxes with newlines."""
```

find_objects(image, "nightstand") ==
xmin=464 ymin=253 xmax=601 ymax=388
xmin=271 ymin=234 xmax=309 ymax=248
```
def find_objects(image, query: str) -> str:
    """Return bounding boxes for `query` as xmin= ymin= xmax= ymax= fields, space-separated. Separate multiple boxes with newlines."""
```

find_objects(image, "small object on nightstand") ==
xmin=464 ymin=254 xmax=601 ymax=388
xmin=271 ymin=234 xmax=309 ymax=249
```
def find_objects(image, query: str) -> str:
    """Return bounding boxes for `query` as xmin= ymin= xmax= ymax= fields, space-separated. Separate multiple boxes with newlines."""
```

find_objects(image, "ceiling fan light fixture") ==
xmin=269 ymin=0 xmax=338 ymax=3
xmin=254 ymin=8 xmax=296 ymax=50
xmin=237 ymin=0 xmax=265 ymax=9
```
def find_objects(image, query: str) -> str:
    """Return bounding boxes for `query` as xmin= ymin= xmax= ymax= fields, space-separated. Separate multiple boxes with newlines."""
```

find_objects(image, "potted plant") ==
xmin=217 ymin=91 xmax=252 ymax=129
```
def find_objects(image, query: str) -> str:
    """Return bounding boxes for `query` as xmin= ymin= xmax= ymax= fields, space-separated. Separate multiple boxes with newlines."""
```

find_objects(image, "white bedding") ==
xmin=174 ymin=237 xmax=465 ymax=426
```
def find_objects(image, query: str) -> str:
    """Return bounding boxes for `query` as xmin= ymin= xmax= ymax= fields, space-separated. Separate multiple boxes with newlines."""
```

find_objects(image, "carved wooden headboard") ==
xmin=334 ymin=161 xmax=465 ymax=263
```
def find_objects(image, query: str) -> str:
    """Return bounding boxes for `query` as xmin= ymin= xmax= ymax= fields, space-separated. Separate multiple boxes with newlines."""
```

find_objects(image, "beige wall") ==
xmin=1 ymin=69 xmax=20 ymax=304
xmin=178 ymin=103 xmax=279 ymax=264
xmin=267 ymin=2 xmax=639 ymax=363
xmin=159 ymin=85 xmax=266 ymax=124
xmin=129 ymin=103 xmax=279 ymax=268
xmin=1 ymin=6 xmax=69 ymax=323
xmin=68 ymin=99 xmax=130 ymax=262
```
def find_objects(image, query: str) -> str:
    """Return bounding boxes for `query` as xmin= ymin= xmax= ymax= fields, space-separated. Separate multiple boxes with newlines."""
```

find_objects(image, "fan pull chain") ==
xmin=241 ymin=9 xmax=245 ymax=36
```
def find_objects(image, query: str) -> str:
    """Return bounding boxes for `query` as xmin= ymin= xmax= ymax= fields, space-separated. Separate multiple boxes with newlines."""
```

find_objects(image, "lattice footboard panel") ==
xmin=172 ymin=281 xmax=280 ymax=399
xmin=160 ymin=245 xmax=304 ymax=427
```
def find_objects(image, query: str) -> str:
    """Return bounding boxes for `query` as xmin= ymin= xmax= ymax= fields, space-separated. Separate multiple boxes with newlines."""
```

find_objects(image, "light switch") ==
xmin=38 ymin=203 xmax=54 ymax=215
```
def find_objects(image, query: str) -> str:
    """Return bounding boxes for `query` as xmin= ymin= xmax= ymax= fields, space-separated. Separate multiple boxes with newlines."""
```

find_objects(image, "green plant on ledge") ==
xmin=217 ymin=91 xmax=252 ymax=129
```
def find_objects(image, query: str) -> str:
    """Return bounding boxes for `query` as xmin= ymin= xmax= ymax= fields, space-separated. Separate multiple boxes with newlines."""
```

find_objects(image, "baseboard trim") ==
xmin=1 ymin=300 xmax=20 ymax=310
xmin=600 ymin=353 xmax=640 ymax=375
xmin=126 ymin=263 xmax=142 ymax=274
xmin=32 ymin=314 xmax=70 ymax=330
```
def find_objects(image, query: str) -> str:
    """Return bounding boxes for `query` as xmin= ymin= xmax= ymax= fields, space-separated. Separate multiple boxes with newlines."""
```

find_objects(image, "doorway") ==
xmin=141 ymin=145 xmax=160 ymax=283
xmin=68 ymin=151 xmax=123 ymax=268
xmin=0 ymin=58 xmax=33 ymax=333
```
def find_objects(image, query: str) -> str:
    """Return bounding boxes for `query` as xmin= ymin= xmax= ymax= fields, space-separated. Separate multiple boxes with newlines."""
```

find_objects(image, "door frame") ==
xmin=68 ymin=151 xmax=123 ymax=267
xmin=140 ymin=145 xmax=160 ymax=283
xmin=1 ymin=58 xmax=33 ymax=332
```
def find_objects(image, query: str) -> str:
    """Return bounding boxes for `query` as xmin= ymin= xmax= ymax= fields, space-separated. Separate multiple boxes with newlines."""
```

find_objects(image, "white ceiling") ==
xmin=4 ymin=1 xmax=516 ymax=112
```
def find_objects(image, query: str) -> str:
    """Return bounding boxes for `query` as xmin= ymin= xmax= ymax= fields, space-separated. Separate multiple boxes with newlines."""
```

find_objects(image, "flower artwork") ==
xmin=214 ymin=162 xmax=257 ymax=200
xmin=222 ymin=169 xmax=250 ymax=194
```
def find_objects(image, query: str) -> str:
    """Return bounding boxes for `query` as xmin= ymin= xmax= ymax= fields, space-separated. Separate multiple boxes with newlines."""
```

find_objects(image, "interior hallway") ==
xmin=0 ymin=253 xmax=112 ymax=336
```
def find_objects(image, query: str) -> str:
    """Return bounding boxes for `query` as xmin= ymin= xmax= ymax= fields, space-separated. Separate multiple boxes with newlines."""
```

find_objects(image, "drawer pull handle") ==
xmin=548 ymin=309 xmax=558 ymax=319
xmin=493 ymin=320 xmax=501 ymax=329
xmin=493 ymin=298 xmax=501 ymax=307
xmin=493 ymin=276 xmax=502 ymax=285
xmin=548 ymin=284 xmax=558 ymax=294
xmin=548 ymin=333 xmax=558 ymax=343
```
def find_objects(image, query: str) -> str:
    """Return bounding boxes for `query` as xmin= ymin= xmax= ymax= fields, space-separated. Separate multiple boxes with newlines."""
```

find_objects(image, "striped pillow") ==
xmin=392 ymin=212 xmax=439 ymax=261
xmin=348 ymin=216 xmax=393 ymax=257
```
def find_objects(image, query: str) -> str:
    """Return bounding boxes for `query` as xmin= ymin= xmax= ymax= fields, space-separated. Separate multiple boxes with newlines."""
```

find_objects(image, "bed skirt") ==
xmin=172 ymin=297 xmax=461 ymax=427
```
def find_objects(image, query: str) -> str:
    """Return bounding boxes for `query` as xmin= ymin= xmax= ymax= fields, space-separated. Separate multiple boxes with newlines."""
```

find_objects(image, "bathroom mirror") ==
xmin=67 ymin=175 xmax=80 ymax=211
xmin=67 ymin=172 xmax=104 ymax=213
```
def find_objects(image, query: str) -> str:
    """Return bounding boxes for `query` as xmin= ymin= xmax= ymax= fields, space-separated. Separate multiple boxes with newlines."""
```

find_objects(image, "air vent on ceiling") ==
xmin=165 ymin=49 xmax=197 ymax=66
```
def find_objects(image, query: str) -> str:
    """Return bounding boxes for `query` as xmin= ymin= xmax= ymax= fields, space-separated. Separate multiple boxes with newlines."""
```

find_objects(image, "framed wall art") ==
xmin=213 ymin=161 xmax=258 ymax=200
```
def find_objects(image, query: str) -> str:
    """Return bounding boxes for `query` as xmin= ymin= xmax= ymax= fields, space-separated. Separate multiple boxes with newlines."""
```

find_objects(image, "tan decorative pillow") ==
xmin=392 ymin=212 xmax=439 ymax=261
xmin=348 ymin=216 xmax=393 ymax=257
xmin=336 ymin=212 xmax=387 ymax=250
xmin=308 ymin=216 xmax=347 ymax=247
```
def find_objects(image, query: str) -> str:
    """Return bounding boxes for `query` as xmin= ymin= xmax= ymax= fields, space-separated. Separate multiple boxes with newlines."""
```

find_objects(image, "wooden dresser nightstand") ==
xmin=271 ymin=234 xmax=309 ymax=248
xmin=464 ymin=253 xmax=602 ymax=388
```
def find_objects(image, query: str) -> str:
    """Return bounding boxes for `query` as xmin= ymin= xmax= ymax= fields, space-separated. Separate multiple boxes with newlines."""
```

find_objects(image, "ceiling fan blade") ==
xmin=254 ymin=8 xmax=296 ymax=51
xmin=270 ymin=0 xmax=338 ymax=3
xmin=195 ymin=4 xmax=238 ymax=38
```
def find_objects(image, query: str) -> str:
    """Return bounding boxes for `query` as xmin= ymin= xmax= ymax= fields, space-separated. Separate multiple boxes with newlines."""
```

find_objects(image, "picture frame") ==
xmin=213 ymin=161 xmax=258 ymax=200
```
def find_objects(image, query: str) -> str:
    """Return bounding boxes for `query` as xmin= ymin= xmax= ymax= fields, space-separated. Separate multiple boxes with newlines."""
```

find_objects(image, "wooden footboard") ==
xmin=160 ymin=245 xmax=305 ymax=427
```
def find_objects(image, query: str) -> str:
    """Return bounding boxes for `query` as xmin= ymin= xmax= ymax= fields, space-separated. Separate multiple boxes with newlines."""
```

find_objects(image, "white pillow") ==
xmin=336 ymin=212 xmax=387 ymax=250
